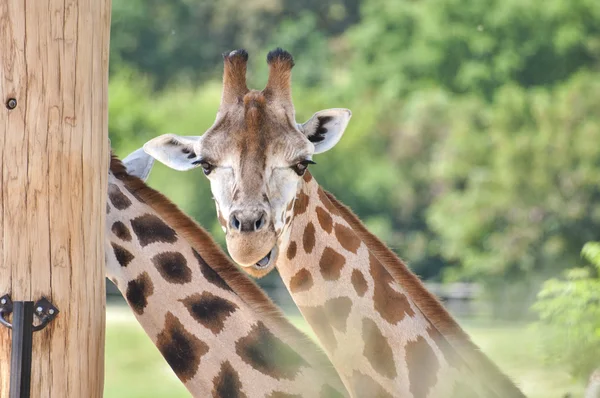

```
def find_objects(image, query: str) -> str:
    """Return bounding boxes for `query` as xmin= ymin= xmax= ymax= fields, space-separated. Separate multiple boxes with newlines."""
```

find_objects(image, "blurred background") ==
xmin=105 ymin=0 xmax=600 ymax=396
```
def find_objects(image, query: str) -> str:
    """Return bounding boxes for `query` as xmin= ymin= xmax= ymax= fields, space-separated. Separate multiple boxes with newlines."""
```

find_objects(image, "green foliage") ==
xmin=349 ymin=0 xmax=600 ymax=99
xmin=357 ymin=89 xmax=456 ymax=279
xmin=107 ymin=0 xmax=600 ymax=313
xmin=109 ymin=72 xmax=226 ymax=243
xmin=582 ymin=242 xmax=600 ymax=266
xmin=247 ymin=13 xmax=331 ymax=88
xmin=428 ymin=73 xmax=600 ymax=296
xmin=531 ymin=242 xmax=600 ymax=378
xmin=110 ymin=0 xmax=360 ymax=88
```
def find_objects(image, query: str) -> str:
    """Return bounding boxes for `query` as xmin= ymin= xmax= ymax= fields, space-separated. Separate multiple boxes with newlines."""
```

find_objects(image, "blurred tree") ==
xmin=352 ymin=89 xmax=456 ymax=279
xmin=247 ymin=13 xmax=331 ymax=88
xmin=532 ymin=242 xmax=600 ymax=378
xmin=110 ymin=0 xmax=361 ymax=88
xmin=106 ymin=0 xmax=600 ymax=315
xmin=428 ymin=72 xmax=600 ymax=315
xmin=349 ymin=0 xmax=600 ymax=100
xmin=109 ymin=72 xmax=224 ymax=241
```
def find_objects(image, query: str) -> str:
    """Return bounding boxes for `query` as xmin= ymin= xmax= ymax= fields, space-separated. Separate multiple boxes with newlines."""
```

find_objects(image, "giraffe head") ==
xmin=144 ymin=49 xmax=351 ymax=276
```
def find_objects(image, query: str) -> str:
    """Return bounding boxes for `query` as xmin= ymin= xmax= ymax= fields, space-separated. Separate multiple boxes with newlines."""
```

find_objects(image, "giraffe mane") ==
xmin=109 ymin=154 xmax=343 ymax=388
xmin=322 ymin=189 xmax=526 ymax=397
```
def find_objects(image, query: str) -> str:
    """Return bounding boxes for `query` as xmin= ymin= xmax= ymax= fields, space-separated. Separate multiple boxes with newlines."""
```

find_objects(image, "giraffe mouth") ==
xmin=255 ymin=247 xmax=277 ymax=269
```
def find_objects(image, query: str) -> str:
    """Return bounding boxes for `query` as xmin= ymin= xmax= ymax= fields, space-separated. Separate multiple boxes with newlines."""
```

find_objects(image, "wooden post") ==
xmin=0 ymin=0 xmax=111 ymax=396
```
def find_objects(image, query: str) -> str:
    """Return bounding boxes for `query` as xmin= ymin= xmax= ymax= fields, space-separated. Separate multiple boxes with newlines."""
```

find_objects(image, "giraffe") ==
xmin=106 ymin=149 xmax=348 ymax=398
xmin=142 ymin=49 xmax=526 ymax=397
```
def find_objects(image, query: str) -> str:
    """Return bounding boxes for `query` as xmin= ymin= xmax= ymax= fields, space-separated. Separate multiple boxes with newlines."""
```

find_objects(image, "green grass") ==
xmin=105 ymin=306 xmax=189 ymax=398
xmin=105 ymin=306 xmax=585 ymax=398
xmin=464 ymin=321 xmax=585 ymax=398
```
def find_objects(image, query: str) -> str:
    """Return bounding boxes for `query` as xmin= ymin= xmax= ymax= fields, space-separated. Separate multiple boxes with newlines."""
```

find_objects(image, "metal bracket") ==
xmin=0 ymin=295 xmax=59 ymax=332
xmin=32 ymin=297 xmax=59 ymax=332
xmin=0 ymin=294 xmax=13 ymax=329
xmin=0 ymin=294 xmax=60 ymax=398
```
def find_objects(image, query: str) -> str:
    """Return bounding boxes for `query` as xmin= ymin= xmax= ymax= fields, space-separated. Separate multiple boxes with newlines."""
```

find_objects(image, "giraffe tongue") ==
xmin=256 ymin=250 xmax=272 ymax=268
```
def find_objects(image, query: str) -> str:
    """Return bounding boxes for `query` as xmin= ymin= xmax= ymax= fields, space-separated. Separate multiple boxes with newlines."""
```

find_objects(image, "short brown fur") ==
xmin=264 ymin=49 xmax=295 ymax=103
xmin=222 ymin=50 xmax=249 ymax=106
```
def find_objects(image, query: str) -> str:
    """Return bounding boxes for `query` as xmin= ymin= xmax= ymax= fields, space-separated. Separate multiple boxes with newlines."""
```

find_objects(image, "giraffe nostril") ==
xmin=254 ymin=213 xmax=266 ymax=231
xmin=230 ymin=210 xmax=267 ymax=232
xmin=230 ymin=214 xmax=241 ymax=231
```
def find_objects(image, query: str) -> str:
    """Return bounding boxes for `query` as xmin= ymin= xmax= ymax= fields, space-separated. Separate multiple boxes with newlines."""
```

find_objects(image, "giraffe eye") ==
xmin=291 ymin=160 xmax=316 ymax=176
xmin=193 ymin=159 xmax=214 ymax=175
xmin=200 ymin=162 xmax=214 ymax=175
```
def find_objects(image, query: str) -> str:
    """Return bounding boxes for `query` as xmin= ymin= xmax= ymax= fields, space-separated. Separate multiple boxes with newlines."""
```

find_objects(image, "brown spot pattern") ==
xmin=303 ymin=222 xmax=316 ymax=254
xmin=405 ymin=335 xmax=439 ymax=398
xmin=289 ymin=268 xmax=313 ymax=293
xmin=130 ymin=214 xmax=178 ymax=247
xmin=157 ymin=312 xmax=209 ymax=383
xmin=334 ymin=223 xmax=361 ymax=254
xmin=286 ymin=241 xmax=297 ymax=260
xmin=362 ymin=318 xmax=397 ymax=379
xmin=125 ymin=272 xmax=154 ymax=315
xmin=319 ymin=247 xmax=346 ymax=281
xmin=108 ymin=183 xmax=132 ymax=210
xmin=323 ymin=297 xmax=352 ymax=333
xmin=299 ymin=305 xmax=337 ymax=353
xmin=152 ymin=251 xmax=192 ymax=284
xmin=235 ymin=321 xmax=308 ymax=380
xmin=212 ymin=360 xmax=247 ymax=398
xmin=111 ymin=242 xmax=135 ymax=267
xmin=112 ymin=221 xmax=132 ymax=242
xmin=193 ymin=249 xmax=233 ymax=292
xmin=316 ymin=206 xmax=333 ymax=234
xmin=318 ymin=188 xmax=337 ymax=214
xmin=350 ymin=371 xmax=394 ymax=398
xmin=369 ymin=252 xmax=414 ymax=324
xmin=302 ymin=171 xmax=313 ymax=183
xmin=351 ymin=269 xmax=368 ymax=297
xmin=181 ymin=292 xmax=238 ymax=335
xmin=293 ymin=191 xmax=309 ymax=215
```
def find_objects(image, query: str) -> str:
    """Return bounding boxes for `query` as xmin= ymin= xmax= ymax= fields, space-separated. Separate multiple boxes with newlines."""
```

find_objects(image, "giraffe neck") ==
xmin=321 ymin=189 xmax=527 ymax=397
xmin=105 ymin=157 xmax=347 ymax=398
xmin=276 ymin=172 xmax=525 ymax=398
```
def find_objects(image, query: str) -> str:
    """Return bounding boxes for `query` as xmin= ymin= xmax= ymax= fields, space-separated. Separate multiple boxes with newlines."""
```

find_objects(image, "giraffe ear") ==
xmin=143 ymin=134 xmax=203 ymax=171
xmin=299 ymin=108 xmax=352 ymax=154
xmin=122 ymin=148 xmax=155 ymax=182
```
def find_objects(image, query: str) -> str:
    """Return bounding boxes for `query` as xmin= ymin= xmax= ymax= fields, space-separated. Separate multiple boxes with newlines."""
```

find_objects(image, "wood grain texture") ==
xmin=0 ymin=0 xmax=111 ymax=396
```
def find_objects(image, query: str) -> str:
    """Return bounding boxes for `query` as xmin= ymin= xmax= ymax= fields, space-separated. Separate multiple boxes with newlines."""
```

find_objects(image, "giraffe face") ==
xmin=143 ymin=49 xmax=351 ymax=276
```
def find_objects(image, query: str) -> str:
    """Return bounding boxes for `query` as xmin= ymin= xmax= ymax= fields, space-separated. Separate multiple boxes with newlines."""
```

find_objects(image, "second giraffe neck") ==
xmin=276 ymin=173 xmax=525 ymax=398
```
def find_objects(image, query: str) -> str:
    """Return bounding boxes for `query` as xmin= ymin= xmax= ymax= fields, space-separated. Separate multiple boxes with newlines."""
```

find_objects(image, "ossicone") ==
xmin=221 ymin=49 xmax=249 ymax=107
xmin=264 ymin=48 xmax=295 ymax=104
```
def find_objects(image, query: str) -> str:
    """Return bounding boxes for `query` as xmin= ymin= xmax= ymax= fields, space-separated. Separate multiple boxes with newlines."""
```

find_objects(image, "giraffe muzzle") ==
xmin=224 ymin=225 xmax=277 ymax=270
xmin=255 ymin=246 xmax=277 ymax=269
